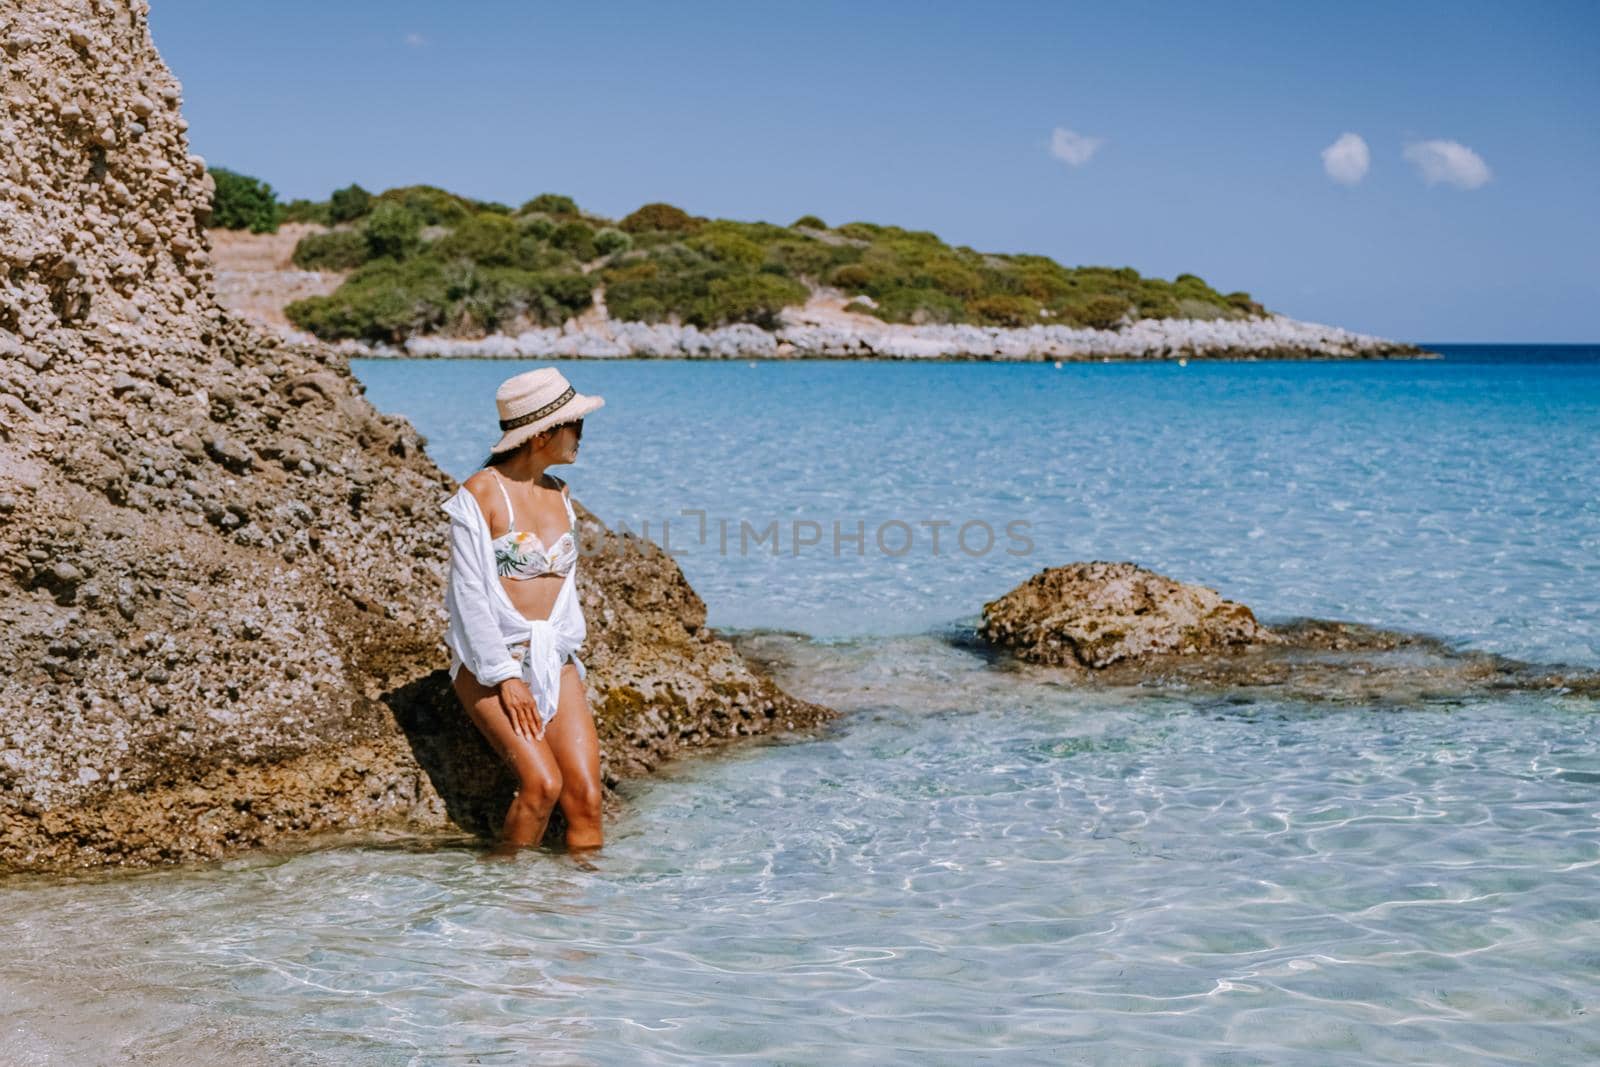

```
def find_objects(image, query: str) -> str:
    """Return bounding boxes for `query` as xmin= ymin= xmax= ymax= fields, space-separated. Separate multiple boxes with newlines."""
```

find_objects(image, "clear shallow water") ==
xmin=5 ymin=640 xmax=1599 ymax=1065
xmin=5 ymin=346 xmax=1599 ymax=1064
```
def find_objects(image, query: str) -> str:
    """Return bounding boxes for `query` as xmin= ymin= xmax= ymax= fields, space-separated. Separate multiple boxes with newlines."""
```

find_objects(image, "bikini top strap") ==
xmin=488 ymin=468 xmax=517 ymax=527
xmin=556 ymin=476 xmax=576 ymax=523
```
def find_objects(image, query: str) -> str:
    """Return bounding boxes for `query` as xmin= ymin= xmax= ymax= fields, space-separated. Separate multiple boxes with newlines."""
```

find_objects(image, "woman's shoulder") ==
xmin=462 ymin=469 xmax=498 ymax=497
xmin=446 ymin=471 xmax=501 ymax=523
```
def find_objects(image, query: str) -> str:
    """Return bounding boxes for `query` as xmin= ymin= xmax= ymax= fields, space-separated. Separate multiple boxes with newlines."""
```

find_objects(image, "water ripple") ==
xmin=3 ymin=633 xmax=1599 ymax=1063
xmin=5 ymin=355 xmax=1599 ymax=1063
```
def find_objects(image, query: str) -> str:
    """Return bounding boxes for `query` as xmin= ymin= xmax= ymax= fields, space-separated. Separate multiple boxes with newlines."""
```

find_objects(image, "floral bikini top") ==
xmin=488 ymin=469 xmax=578 ymax=580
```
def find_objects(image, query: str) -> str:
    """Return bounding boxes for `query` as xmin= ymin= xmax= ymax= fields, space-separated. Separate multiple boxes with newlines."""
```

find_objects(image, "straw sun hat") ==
xmin=489 ymin=368 xmax=605 ymax=455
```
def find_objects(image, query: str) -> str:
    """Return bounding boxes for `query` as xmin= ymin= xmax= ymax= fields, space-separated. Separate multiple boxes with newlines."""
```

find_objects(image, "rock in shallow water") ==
xmin=978 ymin=560 xmax=1277 ymax=669
xmin=976 ymin=561 xmax=1600 ymax=704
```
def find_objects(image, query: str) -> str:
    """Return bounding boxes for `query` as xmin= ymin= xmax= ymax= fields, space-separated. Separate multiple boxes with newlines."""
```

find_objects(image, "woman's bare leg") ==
xmin=541 ymin=661 xmax=605 ymax=850
xmin=452 ymin=667 xmax=565 ymax=851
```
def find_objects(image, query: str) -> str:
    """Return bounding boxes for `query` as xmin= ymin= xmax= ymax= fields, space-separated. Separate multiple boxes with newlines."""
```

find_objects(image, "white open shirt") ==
xmin=441 ymin=486 xmax=588 ymax=724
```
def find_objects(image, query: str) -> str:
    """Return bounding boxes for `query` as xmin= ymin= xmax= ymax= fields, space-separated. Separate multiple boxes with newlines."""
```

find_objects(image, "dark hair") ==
xmin=482 ymin=446 xmax=519 ymax=469
xmin=480 ymin=419 xmax=583 ymax=470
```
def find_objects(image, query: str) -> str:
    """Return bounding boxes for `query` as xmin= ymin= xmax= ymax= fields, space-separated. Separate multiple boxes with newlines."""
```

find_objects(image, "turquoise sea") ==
xmin=4 ymin=345 xmax=1598 ymax=1065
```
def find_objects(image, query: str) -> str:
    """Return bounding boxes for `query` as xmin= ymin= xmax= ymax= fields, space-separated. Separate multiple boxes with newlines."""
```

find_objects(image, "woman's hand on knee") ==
xmin=497 ymin=678 xmax=546 ymax=742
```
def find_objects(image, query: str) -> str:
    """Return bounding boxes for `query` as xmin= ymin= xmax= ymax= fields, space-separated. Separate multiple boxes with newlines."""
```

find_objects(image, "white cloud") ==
xmin=404 ymin=32 xmax=427 ymax=47
xmin=1049 ymin=126 xmax=1103 ymax=168
xmin=1402 ymin=139 xmax=1491 ymax=189
xmin=1321 ymin=132 xmax=1370 ymax=185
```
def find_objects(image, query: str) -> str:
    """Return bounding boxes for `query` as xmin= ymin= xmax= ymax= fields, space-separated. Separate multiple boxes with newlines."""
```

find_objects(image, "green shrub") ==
xmin=868 ymin=287 xmax=968 ymax=325
xmin=920 ymin=261 xmax=984 ymax=299
xmin=691 ymin=273 xmax=808 ymax=329
xmin=594 ymin=227 xmax=632 ymax=256
xmin=970 ymin=294 xmax=1040 ymax=327
xmin=604 ymin=266 xmax=707 ymax=323
xmin=1072 ymin=294 xmax=1132 ymax=329
xmin=207 ymin=167 xmax=281 ymax=233
xmin=619 ymin=202 xmax=701 ymax=234
xmin=602 ymin=245 xmax=769 ymax=324
xmin=1226 ymin=291 xmax=1265 ymax=317
xmin=600 ymin=258 xmax=658 ymax=284
xmin=550 ymin=220 xmax=597 ymax=261
xmin=363 ymin=202 xmax=424 ymax=261
xmin=764 ymin=237 xmax=833 ymax=279
xmin=711 ymin=219 xmax=793 ymax=244
xmin=440 ymin=265 xmax=593 ymax=333
xmin=517 ymin=214 xmax=556 ymax=240
xmin=828 ymin=263 xmax=875 ymax=291
xmin=284 ymin=257 xmax=593 ymax=342
xmin=281 ymin=198 xmax=331 ymax=225
xmin=328 ymin=183 xmax=373 ymax=223
xmin=836 ymin=221 xmax=886 ymax=241
xmin=285 ymin=258 xmax=449 ymax=342
xmin=1136 ymin=293 xmax=1181 ymax=319
xmin=430 ymin=212 xmax=521 ymax=266
xmin=1016 ymin=264 xmax=1074 ymax=302
xmin=790 ymin=214 xmax=827 ymax=230
xmin=1085 ymin=265 xmax=1143 ymax=285
xmin=519 ymin=193 xmax=580 ymax=217
xmin=689 ymin=229 xmax=765 ymax=270
xmin=619 ymin=230 xmax=680 ymax=252
xmin=513 ymin=237 xmax=576 ymax=272
xmin=1170 ymin=274 xmax=1230 ymax=311
xmin=291 ymin=229 xmax=368 ymax=270
xmin=532 ymin=271 xmax=597 ymax=322
xmin=374 ymin=185 xmax=473 ymax=225
xmin=1175 ymin=298 xmax=1228 ymax=321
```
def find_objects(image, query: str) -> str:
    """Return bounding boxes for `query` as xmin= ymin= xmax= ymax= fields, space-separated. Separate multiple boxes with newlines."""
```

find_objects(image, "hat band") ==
xmin=499 ymin=386 xmax=576 ymax=431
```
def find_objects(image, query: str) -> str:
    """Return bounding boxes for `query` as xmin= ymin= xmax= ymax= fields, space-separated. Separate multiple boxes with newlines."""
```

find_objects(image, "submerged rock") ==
xmin=0 ymin=0 xmax=833 ymax=876
xmin=977 ymin=562 xmax=1600 ymax=703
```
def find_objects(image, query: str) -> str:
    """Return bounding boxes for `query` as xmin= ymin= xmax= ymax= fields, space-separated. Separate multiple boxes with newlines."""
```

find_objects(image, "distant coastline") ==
xmin=205 ymin=185 xmax=1434 ymax=363
xmin=213 ymin=231 xmax=1432 ymax=363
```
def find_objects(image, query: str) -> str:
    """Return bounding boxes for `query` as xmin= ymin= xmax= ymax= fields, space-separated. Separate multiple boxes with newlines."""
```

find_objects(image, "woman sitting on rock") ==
xmin=441 ymin=368 xmax=606 ymax=855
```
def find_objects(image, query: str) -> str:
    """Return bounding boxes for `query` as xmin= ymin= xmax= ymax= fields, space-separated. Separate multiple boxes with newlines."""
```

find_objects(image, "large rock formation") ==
xmin=0 ymin=0 xmax=832 ymax=875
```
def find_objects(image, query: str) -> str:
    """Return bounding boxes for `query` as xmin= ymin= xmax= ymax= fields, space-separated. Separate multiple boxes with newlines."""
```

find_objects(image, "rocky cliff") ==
xmin=0 ymin=0 xmax=832 ymax=875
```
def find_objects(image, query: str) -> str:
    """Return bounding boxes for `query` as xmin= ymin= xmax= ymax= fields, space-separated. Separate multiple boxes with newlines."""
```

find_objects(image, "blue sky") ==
xmin=148 ymin=0 xmax=1598 ymax=343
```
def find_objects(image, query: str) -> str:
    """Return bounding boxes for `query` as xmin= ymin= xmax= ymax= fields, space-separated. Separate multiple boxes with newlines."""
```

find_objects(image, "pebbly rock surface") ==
xmin=0 ymin=0 xmax=833 ymax=876
xmin=979 ymin=561 xmax=1278 ymax=669
xmin=382 ymin=312 xmax=1431 ymax=362
xmin=977 ymin=561 xmax=1600 ymax=703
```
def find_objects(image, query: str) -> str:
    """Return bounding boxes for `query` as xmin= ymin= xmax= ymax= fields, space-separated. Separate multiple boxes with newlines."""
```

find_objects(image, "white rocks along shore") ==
xmin=350 ymin=310 xmax=1433 ymax=362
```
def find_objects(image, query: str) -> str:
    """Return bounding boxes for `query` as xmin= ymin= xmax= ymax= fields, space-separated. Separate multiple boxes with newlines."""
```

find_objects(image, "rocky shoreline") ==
xmin=334 ymin=310 xmax=1434 ymax=363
